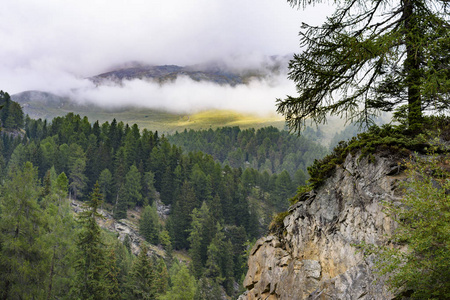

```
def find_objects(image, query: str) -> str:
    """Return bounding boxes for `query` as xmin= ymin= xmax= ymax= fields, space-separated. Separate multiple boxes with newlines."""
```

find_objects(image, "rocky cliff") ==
xmin=240 ymin=151 xmax=406 ymax=300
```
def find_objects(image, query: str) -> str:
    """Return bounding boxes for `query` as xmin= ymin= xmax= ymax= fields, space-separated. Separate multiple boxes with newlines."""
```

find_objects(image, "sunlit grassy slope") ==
xmin=83 ymin=109 xmax=286 ymax=134
xmin=15 ymin=90 xmax=360 ymax=143
xmin=21 ymin=101 xmax=286 ymax=134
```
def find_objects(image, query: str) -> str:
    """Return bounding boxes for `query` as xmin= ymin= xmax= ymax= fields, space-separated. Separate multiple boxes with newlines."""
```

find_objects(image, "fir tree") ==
xmin=72 ymin=182 xmax=107 ymax=299
xmin=0 ymin=162 xmax=48 ymax=299
xmin=128 ymin=243 xmax=156 ymax=300
xmin=139 ymin=204 xmax=159 ymax=244
xmin=123 ymin=164 xmax=143 ymax=207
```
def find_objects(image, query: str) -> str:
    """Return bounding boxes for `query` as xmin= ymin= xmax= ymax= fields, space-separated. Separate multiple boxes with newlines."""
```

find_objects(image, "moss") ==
xmin=307 ymin=117 xmax=450 ymax=189
xmin=269 ymin=211 xmax=290 ymax=233
xmin=270 ymin=116 xmax=450 ymax=235
xmin=289 ymin=184 xmax=313 ymax=206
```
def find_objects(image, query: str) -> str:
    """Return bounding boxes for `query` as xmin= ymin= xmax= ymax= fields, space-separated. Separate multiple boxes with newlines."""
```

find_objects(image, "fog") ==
xmin=1 ymin=0 xmax=333 ymax=115
xmin=63 ymin=68 xmax=295 ymax=115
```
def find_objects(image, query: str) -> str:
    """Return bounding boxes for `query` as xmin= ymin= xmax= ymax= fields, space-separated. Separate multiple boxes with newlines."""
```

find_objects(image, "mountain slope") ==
xmin=90 ymin=58 xmax=288 ymax=86
xmin=12 ymin=90 xmax=285 ymax=134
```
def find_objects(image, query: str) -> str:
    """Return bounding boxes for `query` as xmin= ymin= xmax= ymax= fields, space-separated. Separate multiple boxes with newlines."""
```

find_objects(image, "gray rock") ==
xmin=240 ymin=152 xmax=404 ymax=300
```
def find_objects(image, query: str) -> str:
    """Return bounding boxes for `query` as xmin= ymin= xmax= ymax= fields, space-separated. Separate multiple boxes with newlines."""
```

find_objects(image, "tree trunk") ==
xmin=404 ymin=0 xmax=422 ymax=130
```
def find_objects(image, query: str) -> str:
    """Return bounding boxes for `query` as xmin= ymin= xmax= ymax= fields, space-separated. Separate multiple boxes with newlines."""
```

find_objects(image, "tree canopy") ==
xmin=277 ymin=0 xmax=449 ymax=132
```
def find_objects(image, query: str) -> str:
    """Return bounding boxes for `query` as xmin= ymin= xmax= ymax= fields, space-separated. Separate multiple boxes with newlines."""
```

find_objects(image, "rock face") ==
xmin=71 ymin=201 xmax=166 ymax=258
xmin=240 ymin=152 xmax=405 ymax=300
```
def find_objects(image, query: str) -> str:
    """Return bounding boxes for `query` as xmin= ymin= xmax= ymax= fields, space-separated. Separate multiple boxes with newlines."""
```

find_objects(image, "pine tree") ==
xmin=142 ymin=170 xmax=156 ymax=205
xmin=72 ymin=182 xmax=107 ymax=299
xmin=188 ymin=207 xmax=204 ymax=278
xmin=42 ymin=171 xmax=76 ymax=299
xmin=123 ymin=164 xmax=143 ymax=207
xmin=204 ymin=223 xmax=235 ymax=295
xmin=171 ymin=180 xmax=197 ymax=249
xmin=127 ymin=243 xmax=156 ymax=300
xmin=139 ymin=204 xmax=159 ymax=244
xmin=153 ymin=258 xmax=169 ymax=296
xmin=0 ymin=162 xmax=48 ymax=299
xmin=104 ymin=248 xmax=121 ymax=300
xmin=159 ymin=264 xmax=197 ymax=300
xmin=98 ymin=168 xmax=113 ymax=204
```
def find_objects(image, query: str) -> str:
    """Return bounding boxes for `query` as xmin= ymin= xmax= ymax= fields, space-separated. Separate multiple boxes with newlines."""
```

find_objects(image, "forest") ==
xmin=167 ymin=126 xmax=327 ymax=178
xmin=0 ymin=93 xmax=327 ymax=299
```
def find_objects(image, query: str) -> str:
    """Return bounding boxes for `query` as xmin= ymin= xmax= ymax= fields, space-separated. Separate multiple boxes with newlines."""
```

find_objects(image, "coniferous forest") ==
xmin=0 ymin=91 xmax=328 ymax=299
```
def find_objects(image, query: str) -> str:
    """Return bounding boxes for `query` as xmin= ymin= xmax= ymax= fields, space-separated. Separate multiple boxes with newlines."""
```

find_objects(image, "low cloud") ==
xmin=67 ymin=72 xmax=296 ymax=116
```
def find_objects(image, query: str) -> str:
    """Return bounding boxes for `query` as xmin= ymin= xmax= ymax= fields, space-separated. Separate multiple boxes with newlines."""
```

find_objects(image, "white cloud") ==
xmin=68 ymin=73 xmax=296 ymax=115
xmin=0 ymin=0 xmax=333 ymax=114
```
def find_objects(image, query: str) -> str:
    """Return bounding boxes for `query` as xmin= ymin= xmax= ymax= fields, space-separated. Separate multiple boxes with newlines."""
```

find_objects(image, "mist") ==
xmin=1 ymin=0 xmax=333 ymax=115
xmin=63 ymin=70 xmax=295 ymax=116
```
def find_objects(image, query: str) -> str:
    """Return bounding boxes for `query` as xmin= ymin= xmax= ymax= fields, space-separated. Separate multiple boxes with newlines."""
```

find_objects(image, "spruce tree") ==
xmin=127 ymin=243 xmax=156 ymax=300
xmin=139 ymin=204 xmax=159 ymax=244
xmin=0 ymin=162 xmax=48 ymax=299
xmin=72 ymin=182 xmax=107 ymax=299
xmin=123 ymin=164 xmax=143 ymax=207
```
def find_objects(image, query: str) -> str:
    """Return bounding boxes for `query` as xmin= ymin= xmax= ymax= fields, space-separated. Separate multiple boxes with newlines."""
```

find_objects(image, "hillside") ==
xmin=90 ymin=58 xmax=288 ymax=86
xmin=12 ymin=90 xmax=286 ymax=134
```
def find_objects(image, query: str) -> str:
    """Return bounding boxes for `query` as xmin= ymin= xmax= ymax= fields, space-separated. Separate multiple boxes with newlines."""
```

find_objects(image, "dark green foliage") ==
xmin=127 ymin=243 xmax=156 ymax=300
xmin=98 ymin=168 xmax=113 ymax=204
xmin=168 ymin=126 xmax=327 ymax=177
xmin=0 ymin=110 xmax=321 ymax=297
xmin=278 ymin=0 xmax=449 ymax=132
xmin=204 ymin=224 xmax=234 ymax=295
xmin=170 ymin=181 xmax=197 ymax=250
xmin=0 ymin=162 xmax=47 ymax=299
xmin=72 ymin=182 xmax=107 ymax=299
xmin=306 ymin=122 xmax=447 ymax=189
xmin=0 ymin=91 xmax=24 ymax=129
xmin=139 ymin=204 xmax=159 ymax=244
xmin=362 ymin=153 xmax=450 ymax=298
xmin=159 ymin=264 xmax=197 ymax=300
xmin=123 ymin=164 xmax=143 ymax=207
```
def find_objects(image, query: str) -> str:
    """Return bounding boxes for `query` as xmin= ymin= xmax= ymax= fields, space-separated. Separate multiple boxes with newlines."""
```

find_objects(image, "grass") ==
xmin=23 ymin=101 xmax=287 ymax=134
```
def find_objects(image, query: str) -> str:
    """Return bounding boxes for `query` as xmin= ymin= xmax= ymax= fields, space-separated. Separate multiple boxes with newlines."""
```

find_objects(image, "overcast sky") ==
xmin=1 ymin=0 xmax=333 ymax=114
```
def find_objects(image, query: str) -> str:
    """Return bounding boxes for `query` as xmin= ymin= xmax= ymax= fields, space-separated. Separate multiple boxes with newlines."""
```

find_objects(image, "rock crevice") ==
xmin=240 ymin=152 xmax=403 ymax=300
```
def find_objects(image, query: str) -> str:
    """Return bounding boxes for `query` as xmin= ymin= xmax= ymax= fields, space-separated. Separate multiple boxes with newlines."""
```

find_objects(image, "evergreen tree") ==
xmin=123 ymin=164 xmax=143 ymax=207
xmin=105 ymin=248 xmax=121 ymax=300
xmin=188 ymin=207 xmax=204 ymax=278
xmin=139 ymin=204 xmax=159 ymax=244
xmin=277 ymin=0 xmax=450 ymax=131
xmin=204 ymin=223 xmax=234 ymax=295
xmin=0 ymin=162 xmax=48 ymax=299
xmin=154 ymin=258 xmax=169 ymax=296
xmin=128 ymin=243 xmax=156 ymax=300
xmin=141 ymin=170 xmax=156 ymax=205
xmin=171 ymin=180 xmax=197 ymax=249
xmin=42 ymin=171 xmax=76 ymax=299
xmin=72 ymin=182 xmax=107 ymax=299
xmin=98 ymin=168 xmax=113 ymax=204
xmin=367 ymin=154 xmax=450 ymax=298
xmin=159 ymin=264 xmax=197 ymax=300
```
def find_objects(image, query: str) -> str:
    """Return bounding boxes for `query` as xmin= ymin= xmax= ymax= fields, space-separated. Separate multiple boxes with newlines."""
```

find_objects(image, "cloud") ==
xmin=67 ymin=73 xmax=296 ymax=116
xmin=0 ymin=0 xmax=332 ymax=114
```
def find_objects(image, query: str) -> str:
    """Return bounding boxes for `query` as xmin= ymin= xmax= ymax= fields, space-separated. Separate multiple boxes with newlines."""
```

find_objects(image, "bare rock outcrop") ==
xmin=240 ymin=152 xmax=405 ymax=300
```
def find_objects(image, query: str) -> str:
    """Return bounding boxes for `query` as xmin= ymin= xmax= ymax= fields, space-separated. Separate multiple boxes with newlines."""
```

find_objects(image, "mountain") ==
xmin=89 ymin=57 xmax=289 ymax=86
